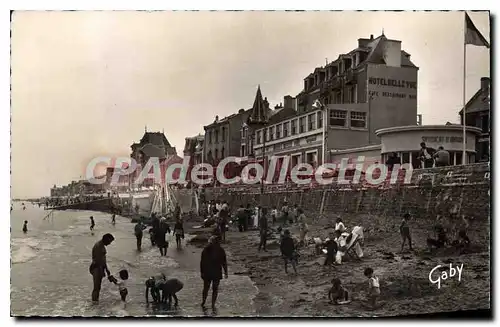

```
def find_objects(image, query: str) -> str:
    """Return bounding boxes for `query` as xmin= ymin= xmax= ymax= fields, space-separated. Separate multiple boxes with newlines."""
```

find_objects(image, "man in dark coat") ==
xmin=200 ymin=236 xmax=228 ymax=309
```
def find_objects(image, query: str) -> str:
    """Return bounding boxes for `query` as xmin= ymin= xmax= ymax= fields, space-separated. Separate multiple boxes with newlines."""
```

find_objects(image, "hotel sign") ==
xmin=368 ymin=77 xmax=417 ymax=89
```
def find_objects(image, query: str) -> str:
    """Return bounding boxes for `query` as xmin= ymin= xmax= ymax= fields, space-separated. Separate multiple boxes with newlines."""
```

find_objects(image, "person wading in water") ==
xmin=134 ymin=219 xmax=147 ymax=251
xmin=200 ymin=235 xmax=228 ymax=309
xmin=89 ymin=233 xmax=115 ymax=302
xmin=90 ymin=216 xmax=95 ymax=232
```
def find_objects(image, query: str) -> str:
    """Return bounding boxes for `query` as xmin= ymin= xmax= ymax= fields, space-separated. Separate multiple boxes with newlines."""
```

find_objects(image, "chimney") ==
xmin=370 ymin=34 xmax=374 ymax=40
xmin=215 ymin=115 xmax=219 ymax=122
xmin=481 ymin=77 xmax=490 ymax=91
xmin=284 ymin=95 xmax=294 ymax=109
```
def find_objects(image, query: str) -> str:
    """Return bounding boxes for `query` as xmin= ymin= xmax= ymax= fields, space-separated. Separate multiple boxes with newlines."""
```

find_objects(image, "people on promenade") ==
xmin=434 ymin=146 xmax=450 ymax=167
xmin=280 ymin=229 xmax=297 ymax=274
xmin=419 ymin=142 xmax=436 ymax=168
xmin=271 ymin=206 xmax=278 ymax=225
xmin=89 ymin=233 xmax=114 ymax=302
xmin=22 ymin=220 xmax=28 ymax=234
xmin=258 ymin=207 xmax=269 ymax=252
xmin=90 ymin=216 xmax=95 ymax=232
xmin=174 ymin=218 xmax=185 ymax=249
xmin=134 ymin=219 xmax=147 ymax=251
xmin=385 ymin=152 xmax=401 ymax=171
xmin=200 ymin=235 xmax=228 ymax=309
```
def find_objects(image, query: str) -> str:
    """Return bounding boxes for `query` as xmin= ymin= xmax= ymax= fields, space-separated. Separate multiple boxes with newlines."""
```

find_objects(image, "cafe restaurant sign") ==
xmin=421 ymin=136 xmax=464 ymax=144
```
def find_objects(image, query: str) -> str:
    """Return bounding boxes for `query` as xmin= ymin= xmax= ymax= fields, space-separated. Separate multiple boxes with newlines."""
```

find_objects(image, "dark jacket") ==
xmin=259 ymin=215 xmax=268 ymax=235
xmin=280 ymin=236 xmax=295 ymax=257
xmin=325 ymin=239 xmax=338 ymax=254
xmin=200 ymin=244 xmax=228 ymax=280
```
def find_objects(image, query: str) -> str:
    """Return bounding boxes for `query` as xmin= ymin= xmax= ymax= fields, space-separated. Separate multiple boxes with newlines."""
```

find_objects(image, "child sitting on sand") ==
xmin=364 ymin=267 xmax=380 ymax=308
xmin=328 ymin=278 xmax=350 ymax=304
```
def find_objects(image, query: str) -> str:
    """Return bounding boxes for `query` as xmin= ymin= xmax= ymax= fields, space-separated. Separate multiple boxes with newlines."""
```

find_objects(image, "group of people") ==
xmin=419 ymin=142 xmax=451 ymax=168
xmin=139 ymin=211 xmax=185 ymax=255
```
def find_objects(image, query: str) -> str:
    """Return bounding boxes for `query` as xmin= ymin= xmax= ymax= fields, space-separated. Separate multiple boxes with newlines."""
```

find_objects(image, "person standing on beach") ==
xmin=280 ymin=230 xmax=297 ymax=274
xmin=281 ymin=202 xmax=289 ymax=227
xmin=258 ymin=208 xmax=269 ymax=252
xmin=22 ymin=220 xmax=28 ymax=234
xmin=200 ymin=236 xmax=228 ymax=309
xmin=174 ymin=218 xmax=185 ymax=249
xmin=111 ymin=213 xmax=116 ymax=225
xmin=89 ymin=233 xmax=115 ymax=302
xmin=297 ymin=208 xmax=308 ymax=247
xmin=134 ymin=220 xmax=147 ymax=251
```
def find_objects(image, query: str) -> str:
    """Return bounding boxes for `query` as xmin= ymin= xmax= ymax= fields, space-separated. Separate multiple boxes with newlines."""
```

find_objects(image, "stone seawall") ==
xmin=48 ymin=198 xmax=115 ymax=214
xmin=175 ymin=163 xmax=490 ymax=222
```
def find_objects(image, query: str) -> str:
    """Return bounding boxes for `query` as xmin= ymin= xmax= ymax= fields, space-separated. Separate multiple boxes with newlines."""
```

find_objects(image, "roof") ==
xmin=268 ymin=107 xmax=297 ymax=124
xmin=204 ymin=108 xmax=252 ymax=129
xmin=459 ymin=85 xmax=490 ymax=115
xmin=247 ymin=85 xmax=269 ymax=125
xmin=140 ymin=132 xmax=173 ymax=149
xmin=139 ymin=143 xmax=166 ymax=159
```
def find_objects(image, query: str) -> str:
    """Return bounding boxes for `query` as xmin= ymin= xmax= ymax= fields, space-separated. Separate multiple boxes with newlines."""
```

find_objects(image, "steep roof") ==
xmin=247 ymin=85 xmax=269 ymax=125
xmin=140 ymin=132 xmax=173 ymax=149
xmin=459 ymin=85 xmax=490 ymax=115
xmin=139 ymin=144 xmax=166 ymax=159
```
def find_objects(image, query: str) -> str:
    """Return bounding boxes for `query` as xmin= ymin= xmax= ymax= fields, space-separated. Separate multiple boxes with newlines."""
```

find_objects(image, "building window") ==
xmin=270 ymin=126 xmax=275 ymax=141
xmin=330 ymin=110 xmax=347 ymax=127
xmin=291 ymin=119 xmax=297 ymax=135
xmin=241 ymin=145 xmax=245 ymax=157
xmin=350 ymin=111 xmax=367 ymax=128
xmin=214 ymin=149 xmax=218 ymax=161
xmin=308 ymin=114 xmax=316 ymax=131
xmin=402 ymin=152 xmax=410 ymax=164
xmin=306 ymin=151 xmax=317 ymax=168
xmin=215 ymin=130 xmax=219 ymax=143
xmin=481 ymin=114 xmax=489 ymax=133
xmin=299 ymin=117 xmax=306 ymax=133
xmin=208 ymin=131 xmax=212 ymax=144
xmin=283 ymin=122 xmax=289 ymax=137
xmin=221 ymin=147 xmax=225 ymax=159
xmin=276 ymin=124 xmax=281 ymax=139
xmin=318 ymin=111 xmax=323 ymax=128
xmin=221 ymin=127 xmax=226 ymax=142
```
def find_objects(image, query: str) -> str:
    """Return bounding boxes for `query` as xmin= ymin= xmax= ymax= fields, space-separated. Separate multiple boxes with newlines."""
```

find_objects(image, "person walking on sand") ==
xmin=200 ymin=236 xmax=228 ymax=310
xmin=174 ymin=218 xmax=185 ymax=249
xmin=280 ymin=229 xmax=297 ymax=274
xmin=22 ymin=220 xmax=28 ymax=234
xmin=89 ymin=233 xmax=115 ymax=302
xmin=258 ymin=208 xmax=269 ymax=252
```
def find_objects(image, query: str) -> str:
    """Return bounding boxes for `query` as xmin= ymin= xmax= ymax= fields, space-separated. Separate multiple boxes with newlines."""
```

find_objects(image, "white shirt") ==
xmin=335 ymin=222 xmax=346 ymax=233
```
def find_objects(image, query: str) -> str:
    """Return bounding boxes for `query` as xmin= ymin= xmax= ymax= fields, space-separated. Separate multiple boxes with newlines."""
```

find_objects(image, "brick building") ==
xmin=459 ymin=77 xmax=490 ymax=162
xmin=251 ymin=33 xmax=419 ymax=167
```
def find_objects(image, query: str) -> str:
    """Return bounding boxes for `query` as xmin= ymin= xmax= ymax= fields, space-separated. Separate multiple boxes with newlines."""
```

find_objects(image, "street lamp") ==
xmin=312 ymin=99 xmax=327 ymax=165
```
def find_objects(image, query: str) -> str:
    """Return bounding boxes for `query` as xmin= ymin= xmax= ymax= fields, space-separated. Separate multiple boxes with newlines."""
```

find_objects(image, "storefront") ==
xmin=375 ymin=125 xmax=482 ymax=168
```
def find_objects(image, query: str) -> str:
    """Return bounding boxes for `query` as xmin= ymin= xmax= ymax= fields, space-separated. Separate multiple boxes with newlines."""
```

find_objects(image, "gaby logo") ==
xmin=84 ymin=155 xmax=414 ymax=187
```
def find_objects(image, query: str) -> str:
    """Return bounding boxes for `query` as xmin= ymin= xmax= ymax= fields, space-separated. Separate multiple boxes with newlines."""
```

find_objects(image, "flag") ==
xmin=465 ymin=13 xmax=490 ymax=48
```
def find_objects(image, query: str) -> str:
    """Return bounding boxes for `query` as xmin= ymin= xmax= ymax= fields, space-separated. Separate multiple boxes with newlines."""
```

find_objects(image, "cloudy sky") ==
xmin=11 ymin=11 xmax=489 ymax=198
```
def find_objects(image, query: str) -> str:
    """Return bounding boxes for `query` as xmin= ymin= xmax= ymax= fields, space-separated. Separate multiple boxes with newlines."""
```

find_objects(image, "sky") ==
xmin=10 ymin=11 xmax=490 ymax=198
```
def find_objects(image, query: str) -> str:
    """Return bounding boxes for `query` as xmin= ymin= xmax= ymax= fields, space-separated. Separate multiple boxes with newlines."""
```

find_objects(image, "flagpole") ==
xmin=462 ymin=12 xmax=467 ymax=165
